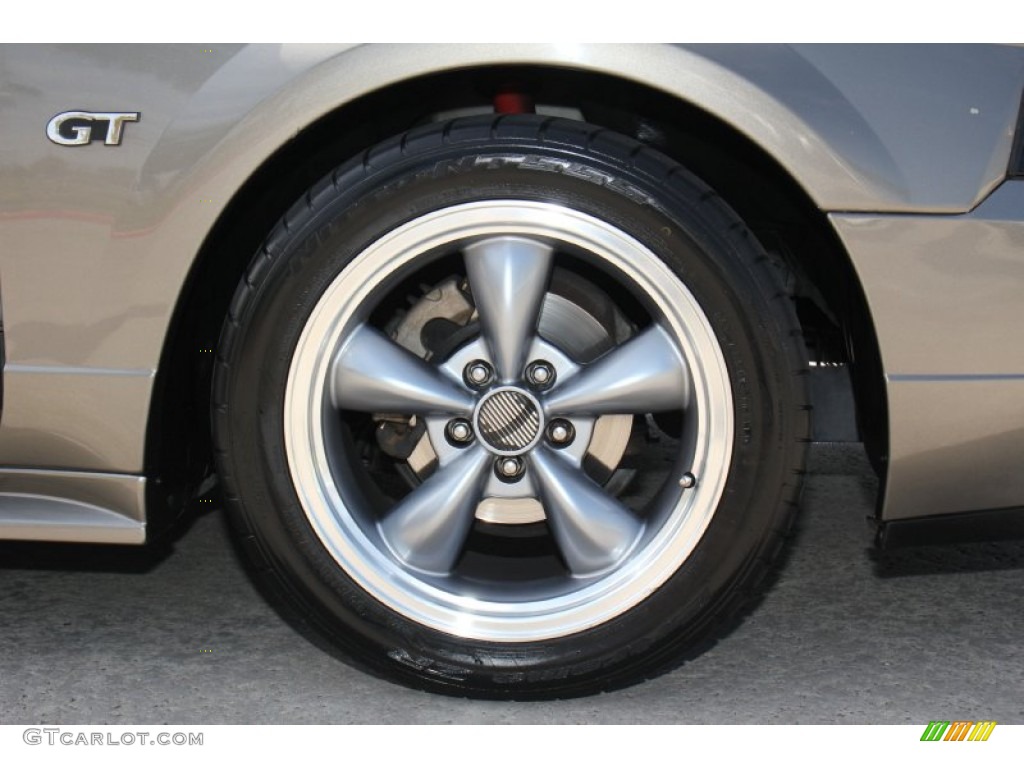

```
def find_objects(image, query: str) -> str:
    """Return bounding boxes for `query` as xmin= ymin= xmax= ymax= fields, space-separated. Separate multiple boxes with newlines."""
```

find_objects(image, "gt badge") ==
xmin=46 ymin=111 xmax=140 ymax=146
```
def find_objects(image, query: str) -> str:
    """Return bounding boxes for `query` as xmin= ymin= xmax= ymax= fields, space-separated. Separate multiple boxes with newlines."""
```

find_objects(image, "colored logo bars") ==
xmin=920 ymin=721 xmax=997 ymax=742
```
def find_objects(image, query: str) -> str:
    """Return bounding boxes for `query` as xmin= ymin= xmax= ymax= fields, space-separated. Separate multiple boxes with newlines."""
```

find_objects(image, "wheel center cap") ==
xmin=474 ymin=387 xmax=544 ymax=456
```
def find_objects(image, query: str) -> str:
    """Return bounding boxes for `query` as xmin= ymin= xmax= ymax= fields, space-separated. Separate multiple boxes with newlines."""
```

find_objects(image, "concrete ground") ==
xmin=1 ymin=444 xmax=1021 ymax=724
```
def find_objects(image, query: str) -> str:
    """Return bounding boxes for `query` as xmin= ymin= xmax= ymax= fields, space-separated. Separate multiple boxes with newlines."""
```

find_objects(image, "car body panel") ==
xmin=832 ymin=180 xmax=1024 ymax=520
xmin=0 ymin=365 xmax=152 ymax=471
xmin=1 ymin=43 xmax=1023 ymax=540
xmin=832 ymin=181 xmax=1024 ymax=378
xmin=695 ymin=44 xmax=1024 ymax=212
xmin=0 ymin=467 xmax=144 ymax=542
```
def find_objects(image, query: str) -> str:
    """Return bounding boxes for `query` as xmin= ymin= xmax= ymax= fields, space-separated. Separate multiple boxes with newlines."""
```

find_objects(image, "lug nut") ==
xmin=445 ymin=418 xmax=474 ymax=445
xmin=546 ymin=419 xmax=575 ymax=448
xmin=495 ymin=456 xmax=525 ymax=481
xmin=464 ymin=360 xmax=494 ymax=389
xmin=525 ymin=360 xmax=556 ymax=389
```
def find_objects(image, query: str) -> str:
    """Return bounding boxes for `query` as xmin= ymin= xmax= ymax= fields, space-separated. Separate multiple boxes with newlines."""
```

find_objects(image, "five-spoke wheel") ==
xmin=284 ymin=201 xmax=732 ymax=641
xmin=214 ymin=116 xmax=808 ymax=697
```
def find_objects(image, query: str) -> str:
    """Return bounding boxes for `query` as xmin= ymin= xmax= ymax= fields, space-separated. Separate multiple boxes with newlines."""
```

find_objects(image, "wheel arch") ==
xmin=144 ymin=55 xmax=888 ymax=534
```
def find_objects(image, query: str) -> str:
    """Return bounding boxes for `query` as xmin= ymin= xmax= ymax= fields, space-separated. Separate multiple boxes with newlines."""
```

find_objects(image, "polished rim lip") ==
xmin=284 ymin=200 xmax=734 ymax=642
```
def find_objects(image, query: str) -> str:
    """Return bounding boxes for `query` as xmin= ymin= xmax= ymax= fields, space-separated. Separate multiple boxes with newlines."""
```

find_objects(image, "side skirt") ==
xmin=0 ymin=468 xmax=145 ymax=544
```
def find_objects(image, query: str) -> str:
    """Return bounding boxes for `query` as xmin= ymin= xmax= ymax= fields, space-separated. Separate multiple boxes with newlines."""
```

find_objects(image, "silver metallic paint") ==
xmin=697 ymin=44 xmax=1024 ymax=212
xmin=0 ymin=467 xmax=145 ymax=543
xmin=0 ymin=496 xmax=144 ymax=544
xmin=0 ymin=468 xmax=145 ymax=522
xmin=882 ymin=378 xmax=1024 ymax=520
xmin=832 ymin=179 xmax=1024 ymax=520
xmin=0 ymin=365 xmax=153 ymax=471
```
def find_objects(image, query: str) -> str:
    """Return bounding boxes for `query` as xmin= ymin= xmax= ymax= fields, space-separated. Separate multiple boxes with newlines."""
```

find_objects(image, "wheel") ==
xmin=213 ymin=115 xmax=809 ymax=698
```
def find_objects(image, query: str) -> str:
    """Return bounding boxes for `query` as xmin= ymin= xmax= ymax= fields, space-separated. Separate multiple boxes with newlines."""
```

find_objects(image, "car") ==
xmin=2 ymin=43 xmax=1023 ymax=699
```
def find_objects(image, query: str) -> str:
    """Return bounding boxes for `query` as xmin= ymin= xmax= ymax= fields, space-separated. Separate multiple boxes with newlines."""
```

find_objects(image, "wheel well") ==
xmin=144 ymin=65 xmax=887 ymax=535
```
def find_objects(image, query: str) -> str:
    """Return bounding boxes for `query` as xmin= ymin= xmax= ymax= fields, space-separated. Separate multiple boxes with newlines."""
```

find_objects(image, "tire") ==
xmin=213 ymin=115 xmax=809 ymax=699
